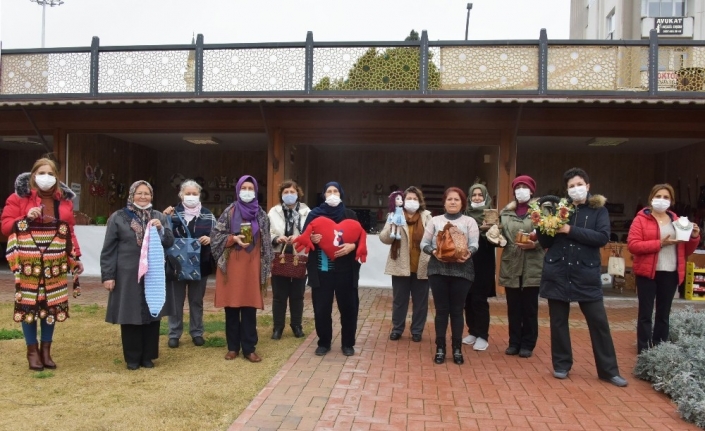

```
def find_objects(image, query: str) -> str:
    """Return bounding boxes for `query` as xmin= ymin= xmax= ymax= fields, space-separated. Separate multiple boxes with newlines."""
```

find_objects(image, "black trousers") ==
xmin=505 ymin=285 xmax=540 ymax=351
xmin=429 ymin=275 xmax=471 ymax=347
xmin=271 ymin=275 xmax=306 ymax=330
xmin=391 ymin=273 xmax=429 ymax=336
xmin=312 ymin=270 xmax=359 ymax=348
xmin=120 ymin=321 xmax=161 ymax=366
xmin=224 ymin=307 xmax=258 ymax=355
xmin=548 ymin=299 xmax=620 ymax=379
xmin=636 ymin=271 xmax=679 ymax=354
xmin=464 ymin=279 xmax=491 ymax=341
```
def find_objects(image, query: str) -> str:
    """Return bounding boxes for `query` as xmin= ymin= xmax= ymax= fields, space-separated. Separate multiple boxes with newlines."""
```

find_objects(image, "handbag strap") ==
xmin=173 ymin=211 xmax=192 ymax=238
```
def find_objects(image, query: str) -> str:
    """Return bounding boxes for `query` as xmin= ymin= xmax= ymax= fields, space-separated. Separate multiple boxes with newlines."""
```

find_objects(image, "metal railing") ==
xmin=1 ymin=29 xmax=704 ymax=99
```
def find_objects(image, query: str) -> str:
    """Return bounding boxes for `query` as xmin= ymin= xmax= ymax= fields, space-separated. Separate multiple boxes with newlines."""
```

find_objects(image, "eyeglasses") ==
xmin=134 ymin=192 xmax=152 ymax=197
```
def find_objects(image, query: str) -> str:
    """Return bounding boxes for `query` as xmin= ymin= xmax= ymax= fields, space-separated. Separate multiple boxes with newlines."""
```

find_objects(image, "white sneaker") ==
xmin=462 ymin=335 xmax=476 ymax=345
xmin=473 ymin=338 xmax=489 ymax=351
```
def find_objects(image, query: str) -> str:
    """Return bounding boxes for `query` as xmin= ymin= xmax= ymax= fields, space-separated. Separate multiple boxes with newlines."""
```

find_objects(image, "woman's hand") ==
xmin=692 ymin=224 xmax=701 ymax=239
xmin=456 ymin=251 xmax=472 ymax=262
xmin=26 ymin=207 xmax=42 ymax=221
xmin=277 ymin=235 xmax=289 ymax=244
xmin=103 ymin=280 xmax=115 ymax=291
xmin=198 ymin=235 xmax=211 ymax=245
xmin=311 ymin=233 xmax=322 ymax=244
xmin=150 ymin=219 xmax=163 ymax=231
xmin=516 ymin=241 xmax=537 ymax=250
xmin=73 ymin=261 xmax=84 ymax=275
xmin=163 ymin=206 xmax=175 ymax=215
xmin=334 ymin=242 xmax=356 ymax=258
xmin=228 ymin=234 xmax=249 ymax=248
xmin=661 ymin=235 xmax=680 ymax=247
xmin=557 ymin=224 xmax=571 ymax=235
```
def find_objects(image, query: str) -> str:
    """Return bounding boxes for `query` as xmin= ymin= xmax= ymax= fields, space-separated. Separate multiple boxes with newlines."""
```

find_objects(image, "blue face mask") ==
xmin=282 ymin=194 xmax=298 ymax=205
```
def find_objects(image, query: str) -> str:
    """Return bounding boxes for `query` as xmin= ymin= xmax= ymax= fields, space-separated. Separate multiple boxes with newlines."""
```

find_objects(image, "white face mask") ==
xmin=514 ymin=188 xmax=531 ymax=203
xmin=651 ymin=198 xmax=670 ymax=213
xmin=183 ymin=195 xmax=200 ymax=208
xmin=239 ymin=190 xmax=255 ymax=203
xmin=133 ymin=203 xmax=152 ymax=210
xmin=35 ymin=174 xmax=56 ymax=191
xmin=470 ymin=200 xmax=485 ymax=208
xmin=568 ymin=185 xmax=588 ymax=202
xmin=325 ymin=195 xmax=342 ymax=207
xmin=404 ymin=200 xmax=419 ymax=213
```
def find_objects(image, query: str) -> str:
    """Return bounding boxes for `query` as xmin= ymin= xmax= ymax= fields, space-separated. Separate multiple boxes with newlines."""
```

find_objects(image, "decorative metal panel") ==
xmin=439 ymin=46 xmax=538 ymax=90
xmin=312 ymin=47 xmax=424 ymax=91
xmin=547 ymin=45 xmax=648 ymax=91
xmin=656 ymin=46 xmax=705 ymax=92
xmin=0 ymin=53 xmax=90 ymax=94
xmin=203 ymin=48 xmax=305 ymax=92
xmin=98 ymin=50 xmax=193 ymax=93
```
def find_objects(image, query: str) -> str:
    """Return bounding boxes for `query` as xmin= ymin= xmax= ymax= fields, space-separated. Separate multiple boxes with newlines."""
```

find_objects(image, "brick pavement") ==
xmin=1 ymin=270 xmax=703 ymax=430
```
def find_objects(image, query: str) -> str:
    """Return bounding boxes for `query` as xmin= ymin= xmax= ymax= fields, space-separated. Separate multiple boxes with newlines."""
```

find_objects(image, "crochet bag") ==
xmin=166 ymin=213 xmax=201 ymax=281
xmin=436 ymin=221 xmax=468 ymax=262
xmin=271 ymin=250 xmax=307 ymax=279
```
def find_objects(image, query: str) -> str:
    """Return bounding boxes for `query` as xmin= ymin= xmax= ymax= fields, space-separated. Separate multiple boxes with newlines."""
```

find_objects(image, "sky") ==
xmin=0 ymin=0 xmax=570 ymax=49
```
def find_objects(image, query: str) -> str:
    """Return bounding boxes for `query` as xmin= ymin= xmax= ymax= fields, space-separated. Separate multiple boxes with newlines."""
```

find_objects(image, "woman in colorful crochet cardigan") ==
xmin=2 ymin=157 xmax=84 ymax=371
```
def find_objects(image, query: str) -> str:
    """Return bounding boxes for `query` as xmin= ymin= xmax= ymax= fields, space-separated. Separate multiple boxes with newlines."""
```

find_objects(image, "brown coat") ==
xmin=379 ymin=210 xmax=432 ymax=279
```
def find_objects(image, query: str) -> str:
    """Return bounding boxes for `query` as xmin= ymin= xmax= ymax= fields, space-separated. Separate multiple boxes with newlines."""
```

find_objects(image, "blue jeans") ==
xmin=22 ymin=320 xmax=55 ymax=345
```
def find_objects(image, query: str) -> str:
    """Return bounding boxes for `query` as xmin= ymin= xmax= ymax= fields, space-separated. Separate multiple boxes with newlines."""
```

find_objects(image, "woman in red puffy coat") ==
xmin=2 ymin=157 xmax=83 ymax=371
xmin=628 ymin=184 xmax=700 ymax=354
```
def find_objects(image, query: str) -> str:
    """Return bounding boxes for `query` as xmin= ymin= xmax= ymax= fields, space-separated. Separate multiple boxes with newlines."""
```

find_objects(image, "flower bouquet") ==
xmin=529 ymin=196 xmax=574 ymax=236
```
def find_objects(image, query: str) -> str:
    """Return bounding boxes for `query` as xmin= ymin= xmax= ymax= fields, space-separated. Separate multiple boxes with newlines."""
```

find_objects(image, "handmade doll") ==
xmin=386 ymin=191 xmax=406 ymax=240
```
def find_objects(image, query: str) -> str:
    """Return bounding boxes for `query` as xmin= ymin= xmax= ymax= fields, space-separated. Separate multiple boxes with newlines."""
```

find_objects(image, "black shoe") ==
xmin=168 ymin=338 xmax=179 ymax=348
xmin=272 ymin=328 xmax=283 ymax=340
xmin=341 ymin=346 xmax=355 ymax=356
xmin=601 ymin=375 xmax=628 ymax=387
xmin=126 ymin=363 xmax=140 ymax=370
xmin=292 ymin=326 xmax=305 ymax=338
xmin=505 ymin=346 xmax=519 ymax=355
xmin=192 ymin=336 xmax=205 ymax=346
xmin=389 ymin=332 xmax=402 ymax=341
xmin=453 ymin=349 xmax=464 ymax=365
xmin=518 ymin=349 xmax=533 ymax=358
xmin=141 ymin=359 xmax=154 ymax=368
xmin=434 ymin=347 xmax=446 ymax=364
xmin=411 ymin=334 xmax=422 ymax=343
xmin=315 ymin=346 xmax=330 ymax=356
xmin=553 ymin=370 xmax=569 ymax=379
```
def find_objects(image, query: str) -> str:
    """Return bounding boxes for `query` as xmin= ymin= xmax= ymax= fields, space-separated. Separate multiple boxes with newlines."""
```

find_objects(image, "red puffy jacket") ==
xmin=627 ymin=208 xmax=699 ymax=284
xmin=1 ymin=173 xmax=81 ymax=257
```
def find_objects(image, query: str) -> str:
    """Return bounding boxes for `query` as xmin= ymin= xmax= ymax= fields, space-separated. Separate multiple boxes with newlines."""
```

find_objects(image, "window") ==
xmin=643 ymin=0 xmax=685 ymax=17
xmin=606 ymin=10 xmax=615 ymax=40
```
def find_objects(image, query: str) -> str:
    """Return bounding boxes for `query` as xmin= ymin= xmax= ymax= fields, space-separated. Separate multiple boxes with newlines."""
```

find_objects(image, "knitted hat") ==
xmin=512 ymin=175 xmax=536 ymax=194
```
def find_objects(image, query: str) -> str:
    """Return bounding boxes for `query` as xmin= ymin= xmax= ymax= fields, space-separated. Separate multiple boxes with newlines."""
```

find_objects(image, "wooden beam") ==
xmin=53 ymin=128 xmax=68 ymax=183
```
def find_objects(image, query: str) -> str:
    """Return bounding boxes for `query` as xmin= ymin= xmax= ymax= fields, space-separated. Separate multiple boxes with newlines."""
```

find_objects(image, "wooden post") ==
xmin=495 ymin=129 xmax=518 ymax=296
xmin=53 ymin=128 xmax=68 ymax=183
xmin=267 ymin=128 xmax=285 ymax=210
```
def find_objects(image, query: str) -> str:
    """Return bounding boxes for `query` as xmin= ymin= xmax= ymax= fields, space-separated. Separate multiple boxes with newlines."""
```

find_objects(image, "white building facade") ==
xmin=571 ymin=0 xmax=705 ymax=40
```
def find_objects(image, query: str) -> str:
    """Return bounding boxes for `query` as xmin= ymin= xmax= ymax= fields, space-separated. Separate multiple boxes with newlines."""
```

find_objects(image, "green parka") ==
xmin=498 ymin=199 xmax=545 ymax=288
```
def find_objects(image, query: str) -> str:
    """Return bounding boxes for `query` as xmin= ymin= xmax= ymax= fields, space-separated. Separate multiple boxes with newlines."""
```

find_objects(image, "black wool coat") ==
xmin=538 ymin=194 xmax=610 ymax=303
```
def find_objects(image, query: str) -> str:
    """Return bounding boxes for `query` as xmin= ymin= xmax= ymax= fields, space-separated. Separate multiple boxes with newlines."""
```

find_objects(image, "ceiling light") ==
xmin=586 ymin=137 xmax=628 ymax=147
xmin=183 ymin=136 xmax=220 ymax=145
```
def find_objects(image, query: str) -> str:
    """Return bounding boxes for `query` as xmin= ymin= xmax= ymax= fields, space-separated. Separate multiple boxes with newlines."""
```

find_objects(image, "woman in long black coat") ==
xmin=463 ymin=183 xmax=496 ymax=351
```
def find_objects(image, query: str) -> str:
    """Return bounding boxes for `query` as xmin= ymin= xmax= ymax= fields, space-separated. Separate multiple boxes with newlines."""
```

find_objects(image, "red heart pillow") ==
xmin=294 ymin=217 xmax=367 ymax=263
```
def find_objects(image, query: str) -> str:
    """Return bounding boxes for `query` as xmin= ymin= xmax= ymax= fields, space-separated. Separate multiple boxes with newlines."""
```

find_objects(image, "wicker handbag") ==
xmin=271 ymin=252 xmax=307 ymax=279
xmin=435 ymin=221 xmax=468 ymax=262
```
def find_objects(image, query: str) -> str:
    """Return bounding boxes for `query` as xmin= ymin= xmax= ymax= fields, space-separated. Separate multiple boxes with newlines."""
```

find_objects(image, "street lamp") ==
xmin=465 ymin=3 xmax=473 ymax=40
xmin=29 ymin=0 xmax=64 ymax=48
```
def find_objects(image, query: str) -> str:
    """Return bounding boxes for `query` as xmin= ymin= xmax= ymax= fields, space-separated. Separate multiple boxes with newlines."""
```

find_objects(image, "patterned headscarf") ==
xmin=125 ymin=180 xmax=154 ymax=247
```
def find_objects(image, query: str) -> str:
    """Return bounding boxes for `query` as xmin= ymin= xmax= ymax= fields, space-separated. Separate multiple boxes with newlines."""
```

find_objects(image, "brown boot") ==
xmin=40 ymin=341 xmax=56 ymax=369
xmin=27 ymin=344 xmax=44 ymax=371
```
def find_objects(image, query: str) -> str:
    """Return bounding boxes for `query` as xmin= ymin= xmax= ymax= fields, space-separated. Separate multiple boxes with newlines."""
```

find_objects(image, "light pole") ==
xmin=465 ymin=3 xmax=473 ymax=40
xmin=29 ymin=0 xmax=64 ymax=48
